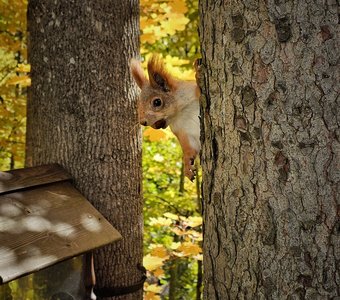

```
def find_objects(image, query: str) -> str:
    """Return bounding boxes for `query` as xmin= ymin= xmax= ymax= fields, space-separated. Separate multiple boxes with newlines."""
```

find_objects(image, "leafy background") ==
xmin=0 ymin=0 xmax=201 ymax=299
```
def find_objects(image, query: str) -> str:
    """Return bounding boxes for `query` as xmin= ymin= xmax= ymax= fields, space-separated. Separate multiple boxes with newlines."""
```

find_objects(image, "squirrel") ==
xmin=130 ymin=55 xmax=201 ymax=181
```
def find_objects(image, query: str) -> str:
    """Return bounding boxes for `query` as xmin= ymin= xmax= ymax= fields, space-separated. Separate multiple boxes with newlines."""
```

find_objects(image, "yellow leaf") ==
xmin=145 ymin=284 xmax=162 ymax=293
xmin=149 ymin=217 xmax=172 ymax=227
xmin=143 ymin=254 xmax=165 ymax=271
xmin=6 ymin=75 xmax=31 ymax=87
xmin=169 ymin=0 xmax=188 ymax=14
xmin=144 ymin=291 xmax=161 ymax=300
xmin=194 ymin=254 xmax=203 ymax=261
xmin=163 ymin=212 xmax=179 ymax=220
xmin=170 ymin=242 xmax=181 ymax=250
xmin=153 ymin=268 xmax=165 ymax=278
xmin=187 ymin=230 xmax=203 ymax=241
xmin=141 ymin=33 xmax=157 ymax=44
xmin=171 ymin=227 xmax=186 ymax=236
xmin=143 ymin=127 xmax=167 ymax=142
xmin=186 ymin=216 xmax=202 ymax=228
xmin=16 ymin=64 xmax=31 ymax=73
xmin=160 ymin=14 xmax=189 ymax=35
xmin=177 ymin=242 xmax=202 ymax=256
xmin=150 ymin=245 xmax=169 ymax=259
xmin=140 ymin=16 xmax=154 ymax=29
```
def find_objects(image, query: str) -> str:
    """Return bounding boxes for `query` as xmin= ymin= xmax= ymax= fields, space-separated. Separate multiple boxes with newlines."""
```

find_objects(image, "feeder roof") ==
xmin=0 ymin=164 xmax=121 ymax=284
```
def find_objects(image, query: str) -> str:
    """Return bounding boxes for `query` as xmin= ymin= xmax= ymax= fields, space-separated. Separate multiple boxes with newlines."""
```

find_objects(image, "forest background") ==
xmin=0 ymin=0 xmax=202 ymax=299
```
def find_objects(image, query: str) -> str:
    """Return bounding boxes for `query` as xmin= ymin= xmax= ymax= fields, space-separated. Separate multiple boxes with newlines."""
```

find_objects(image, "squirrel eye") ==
xmin=152 ymin=98 xmax=162 ymax=107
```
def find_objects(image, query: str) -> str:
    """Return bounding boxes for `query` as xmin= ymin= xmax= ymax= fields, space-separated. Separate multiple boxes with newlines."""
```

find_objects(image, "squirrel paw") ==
xmin=185 ymin=157 xmax=197 ymax=181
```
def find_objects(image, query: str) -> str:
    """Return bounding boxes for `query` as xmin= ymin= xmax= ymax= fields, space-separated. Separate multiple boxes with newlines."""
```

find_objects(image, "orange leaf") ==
xmin=153 ymin=268 xmax=165 ymax=278
xmin=177 ymin=242 xmax=202 ymax=256
xmin=143 ymin=127 xmax=167 ymax=141
xmin=144 ymin=292 xmax=161 ymax=300
xmin=151 ymin=245 xmax=169 ymax=259
xmin=169 ymin=0 xmax=188 ymax=14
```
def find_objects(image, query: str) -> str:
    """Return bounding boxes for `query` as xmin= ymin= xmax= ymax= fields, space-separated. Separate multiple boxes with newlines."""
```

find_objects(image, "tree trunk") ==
xmin=27 ymin=1 xmax=143 ymax=299
xmin=199 ymin=0 xmax=339 ymax=299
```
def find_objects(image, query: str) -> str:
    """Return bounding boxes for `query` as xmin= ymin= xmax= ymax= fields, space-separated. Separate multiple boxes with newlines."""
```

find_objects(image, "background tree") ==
xmin=199 ymin=0 xmax=339 ymax=298
xmin=1 ymin=0 xmax=203 ymax=299
xmin=26 ymin=1 xmax=143 ymax=299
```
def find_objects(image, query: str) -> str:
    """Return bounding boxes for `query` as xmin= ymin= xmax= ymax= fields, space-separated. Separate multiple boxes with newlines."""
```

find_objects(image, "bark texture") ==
xmin=199 ymin=0 xmax=339 ymax=299
xmin=27 ymin=1 xmax=143 ymax=299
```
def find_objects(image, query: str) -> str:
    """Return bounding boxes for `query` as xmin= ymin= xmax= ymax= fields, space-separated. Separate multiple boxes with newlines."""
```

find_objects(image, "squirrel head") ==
xmin=130 ymin=55 xmax=179 ymax=129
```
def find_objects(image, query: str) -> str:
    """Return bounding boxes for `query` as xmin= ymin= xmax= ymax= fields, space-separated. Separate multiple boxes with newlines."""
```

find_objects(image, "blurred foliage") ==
xmin=142 ymin=130 xmax=202 ymax=299
xmin=140 ymin=1 xmax=201 ymax=298
xmin=0 ymin=0 xmax=28 ymax=171
xmin=140 ymin=0 xmax=199 ymax=79
xmin=0 ymin=0 xmax=201 ymax=299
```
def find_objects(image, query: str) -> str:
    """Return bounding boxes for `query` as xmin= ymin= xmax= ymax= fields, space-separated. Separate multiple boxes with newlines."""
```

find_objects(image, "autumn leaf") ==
xmin=153 ymin=267 xmax=165 ymax=277
xmin=6 ymin=75 xmax=31 ymax=87
xmin=187 ymin=229 xmax=203 ymax=241
xmin=186 ymin=216 xmax=202 ymax=227
xmin=149 ymin=217 xmax=172 ymax=227
xmin=160 ymin=13 xmax=189 ymax=35
xmin=145 ymin=284 xmax=163 ymax=293
xmin=16 ymin=63 xmax=31 ymax=73
xmin=163 ymin=212 xmax=179 ymax=220
xmin=143 ymin=127 xmax=167 ymax=142
xmin=171 ymin=227 xmax=186 ymax=236
xmin=169 ymin=0 xmax=188 ymax=14
xmin=150 ymin=245 xmax=169 ymax=259
xmin=143 ymin=254 xmax=165 ymax=271
xmin=144 ymin=291 xmax=161 ymax=300
xmin=176 ymin=242 xmax=202 ymax=257
xmin=194 ymin=254 xmax=203 ymax=261
xmin=170 ymin=242 xmax=181 ymax=250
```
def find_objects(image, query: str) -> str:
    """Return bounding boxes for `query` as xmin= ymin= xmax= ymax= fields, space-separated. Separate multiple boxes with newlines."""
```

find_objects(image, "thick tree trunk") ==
xmin=199 ymin=0 xmax=339 ymax=299
xmin=27 ymin=1 xmax=143 ymax=299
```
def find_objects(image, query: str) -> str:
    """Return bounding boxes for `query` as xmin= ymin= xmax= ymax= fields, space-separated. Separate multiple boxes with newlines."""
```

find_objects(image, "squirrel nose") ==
xmin=140 ymin=120 xmax=147 ymax=126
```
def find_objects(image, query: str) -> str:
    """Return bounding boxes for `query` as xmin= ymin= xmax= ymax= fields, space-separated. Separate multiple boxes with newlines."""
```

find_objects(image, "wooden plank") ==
xmin=0 ymin=182 xmax=122 ymax=284
xmin=0 ymin=164 xmax=72 ymax=195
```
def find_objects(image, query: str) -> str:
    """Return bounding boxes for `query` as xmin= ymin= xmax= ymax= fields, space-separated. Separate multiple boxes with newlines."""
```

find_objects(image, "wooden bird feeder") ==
xmin=0 ymin=164 xmax=121 ymax=285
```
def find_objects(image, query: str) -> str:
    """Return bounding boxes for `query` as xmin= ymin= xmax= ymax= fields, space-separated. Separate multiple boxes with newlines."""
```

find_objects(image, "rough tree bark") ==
xmin=199 ymin=0 xmax=339 ymax=299
xmin=27 ymin=1 xmax=143 ymax=299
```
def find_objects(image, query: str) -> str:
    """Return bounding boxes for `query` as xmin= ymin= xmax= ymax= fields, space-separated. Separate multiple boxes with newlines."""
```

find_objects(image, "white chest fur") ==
xmin=169 ymin=99 xmax=200 ymax=153
xmin=169 ymin=82 xmax=201 ymax=152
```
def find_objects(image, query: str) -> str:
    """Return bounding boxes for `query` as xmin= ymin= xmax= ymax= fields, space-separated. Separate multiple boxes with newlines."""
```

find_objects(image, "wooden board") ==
xmin=0 ymin=181 xmax=122 ymax=284
xmin=0 ymin=164 xmax=72 ymax=195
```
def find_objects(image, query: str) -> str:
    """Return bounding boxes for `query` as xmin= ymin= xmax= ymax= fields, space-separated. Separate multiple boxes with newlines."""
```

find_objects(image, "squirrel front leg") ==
xmin=174 ymin=130 xmax=198 ymax=181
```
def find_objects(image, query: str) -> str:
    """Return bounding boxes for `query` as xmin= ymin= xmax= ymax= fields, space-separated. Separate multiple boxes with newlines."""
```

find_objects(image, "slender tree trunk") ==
xmin=199 ymin=0 xmax=339 ymax=299
xmin=27 ymin=1 xmax=143 ymax=299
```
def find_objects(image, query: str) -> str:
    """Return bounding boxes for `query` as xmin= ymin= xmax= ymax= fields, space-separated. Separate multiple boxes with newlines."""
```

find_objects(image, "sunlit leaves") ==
xmin=149 ymin=216 xmax=173 ymax=227
xmin=186 ymin=215 xmax=203 ymax=228
xmin=140 ymin=0 xmax=199 ymax=66
xmin=16 ymin=63 xmax=30 ymax=73
xmin=163 ymin=212 xmax=179 ymax=220
xmin=0 ymin=0 xmax=28 ymax=170
xmin=142 ymin=121 xmax=201 ymax=298
xmin=144 ymin=254 xmax=166 ymax=271
xmin=140 ymin=0 xmax=189 ymax=42
xmin=143 ymin=207 xmax=202 ymax=297
xmin=5 ymin=75 xmax=30 ymax=87
xmin=143 ymin=127 xmax=167 ymax=142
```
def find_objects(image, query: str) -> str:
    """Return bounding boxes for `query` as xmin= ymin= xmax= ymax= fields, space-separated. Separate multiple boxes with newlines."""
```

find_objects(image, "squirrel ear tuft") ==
xmin=130 ymin=58 xmax=148 ymax=89
xmin=147 ymin=55 xmax=176 ymax=92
